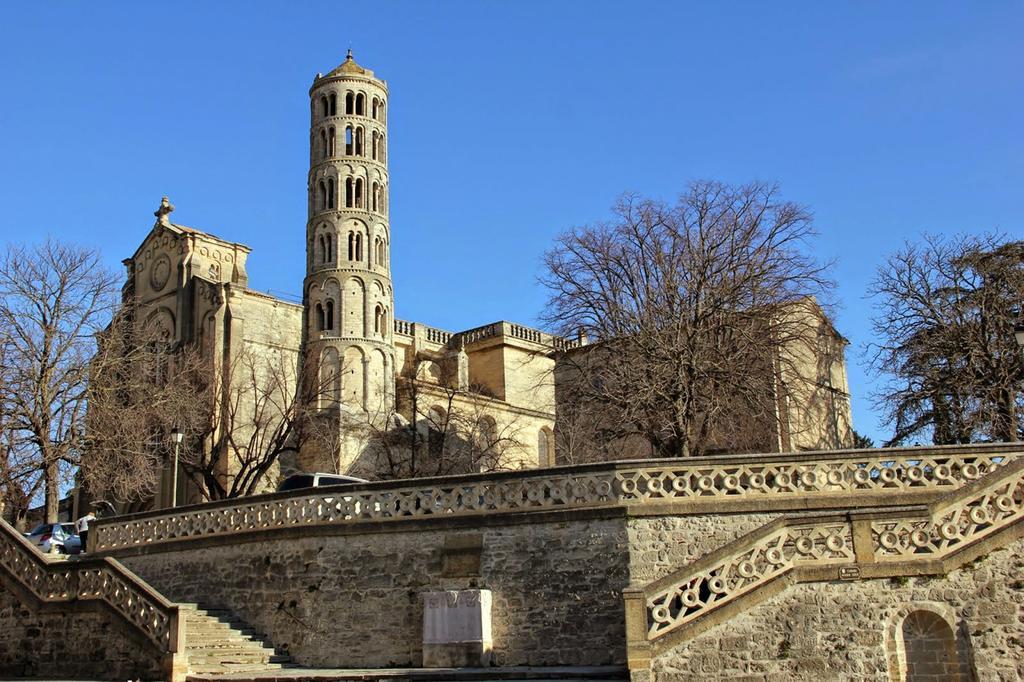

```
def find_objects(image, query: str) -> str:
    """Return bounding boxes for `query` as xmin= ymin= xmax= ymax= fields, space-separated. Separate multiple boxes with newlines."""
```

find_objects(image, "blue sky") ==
xmin=0 ymin=2 xmax=1021 ymax=446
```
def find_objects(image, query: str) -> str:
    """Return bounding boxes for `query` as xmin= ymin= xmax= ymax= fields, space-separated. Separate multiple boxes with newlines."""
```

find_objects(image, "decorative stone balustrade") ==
xmin=624 ymin=455 xmax=1024 ymax=657
xmin=0 ymin=519 xmax=183 ymax=654
xmin=90 ymin=444 xmax=1022 ymax=553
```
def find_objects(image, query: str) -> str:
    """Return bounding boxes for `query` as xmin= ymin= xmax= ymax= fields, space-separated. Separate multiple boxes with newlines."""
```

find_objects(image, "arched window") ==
xmin=345 ymin=91 xmax=354 ymax=115
xmin=320 ymin=97 xmax=329 ymax=119
xmin=355 ymin=127 xmax=364 ymax=156
xmin=348 ymin=231 xmax=363 ymax=262
xmin=345 ymin=178 xmax=354 ymax=207
xmin=355 ymin=93 xmax=365 ymax=116
xmin=379 ymin=101 xmax=386 ymax=124
xmin=427 ymin=406 xmax=447 ymax=456
xmin=899 ymin=611 xmax=964 ymax=681
xmin=372 ymin=131 xmax=379 ymax=161
xmin=374 ymin=304 xmax=384 ymax=335
xmin=345 ymin=126 xmax=353 ymax=155
xmin=325 ymin=300 xmax=335 ymax=331
xmin=476 ymin=417 xmax=498 ymax=455
xmin=372 ymin=98 xmax=379 ymax=120
xmin=319 ymin=129 xmax=327 ymax=160
xmin=372 ymin=182 xmax=379 ymax=212
xmin=355 ymin=178 xmax=364 ymax=208
xmin=328 ymin=127 xmax=336 ymax=156
xmin=317 ymin=235 xmax=326 ymax=263
xmin=329 ymin=93 xmax=337 ymax=116
xmin=538 ymin=427 xmax=554 ymax=467
xmin=317 ymin=181 xmax=327 ymax=210
xmin=315 ymin=303 xmax=325 ymax=331
xmin=379 ymin=134 xmax=386 ymax=163
xmin=375 ymin=237 xmax=386 ymax=266
xmin=327 ymin=179 xmax=335 ymax=209
xmin=325 ymin=234 xmax=333 ymax=262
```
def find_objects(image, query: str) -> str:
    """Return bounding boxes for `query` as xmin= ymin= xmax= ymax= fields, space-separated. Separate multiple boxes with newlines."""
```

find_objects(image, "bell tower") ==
xmin=302 ymin=51 xmax=394 ymax=430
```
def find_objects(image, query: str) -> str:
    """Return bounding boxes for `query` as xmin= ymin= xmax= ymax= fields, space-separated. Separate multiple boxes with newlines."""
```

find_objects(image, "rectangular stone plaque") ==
xmin=441 ymin=533 xmax=483 ymax=577
xmin=422 ymin=589 xmax=492 ymax=667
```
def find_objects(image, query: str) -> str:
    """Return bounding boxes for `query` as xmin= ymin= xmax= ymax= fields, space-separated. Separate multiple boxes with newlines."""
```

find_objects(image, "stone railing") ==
xmin=0 ymin=519 xmax=184 ymax=655
xmin=456 ymin=322 xmax=502 ymax=346
xmin=91 ymin=443 xmax=1023 ymax=553
xmin=393 ymin=318 xmax=414 ymax=336
xmin=623 ymin=456 xmax=1024 ymax=662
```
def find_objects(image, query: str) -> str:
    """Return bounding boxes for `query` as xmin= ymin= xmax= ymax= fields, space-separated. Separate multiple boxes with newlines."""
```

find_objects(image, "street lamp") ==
xmin=169 ymin=427 xmax=184 ymax=508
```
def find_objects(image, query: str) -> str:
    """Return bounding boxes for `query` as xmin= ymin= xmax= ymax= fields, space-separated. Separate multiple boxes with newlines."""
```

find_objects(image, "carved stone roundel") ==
xmin=151 ymin=254 xmax=171 ymax=291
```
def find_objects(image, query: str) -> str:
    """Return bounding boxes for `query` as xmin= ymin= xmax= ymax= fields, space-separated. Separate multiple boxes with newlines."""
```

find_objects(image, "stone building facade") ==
xmin=115 ymin=53 xmax=852 ymax=506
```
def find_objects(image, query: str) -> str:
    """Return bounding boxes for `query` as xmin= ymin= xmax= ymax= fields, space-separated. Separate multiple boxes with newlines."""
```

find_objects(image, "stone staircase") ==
xmin=180 ymin=603 xmax=294 ymax=674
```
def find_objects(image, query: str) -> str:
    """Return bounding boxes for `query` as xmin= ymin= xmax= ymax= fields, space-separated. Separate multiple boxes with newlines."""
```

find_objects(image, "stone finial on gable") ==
xmin=154 ymin=196 xmax=175 ymax=227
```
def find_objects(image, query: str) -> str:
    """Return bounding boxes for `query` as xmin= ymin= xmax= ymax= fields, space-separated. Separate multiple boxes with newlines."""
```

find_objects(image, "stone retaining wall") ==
xmin=0 ymin=582 xmax=165 ymax=680
xmin=119 ymin=512 xmax=631 ymax=668
xmin=636 ymin=536 xmax=1024 ymax=682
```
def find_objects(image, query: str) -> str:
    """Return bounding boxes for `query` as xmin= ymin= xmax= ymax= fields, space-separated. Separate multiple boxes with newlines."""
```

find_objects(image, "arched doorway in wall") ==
xmin=896 ymin=609 xmax=969 ymax=681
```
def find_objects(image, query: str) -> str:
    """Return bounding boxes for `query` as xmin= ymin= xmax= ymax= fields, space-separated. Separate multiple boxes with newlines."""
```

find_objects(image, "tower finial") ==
xmin=346 ymin=47 xmax=353 ymax=60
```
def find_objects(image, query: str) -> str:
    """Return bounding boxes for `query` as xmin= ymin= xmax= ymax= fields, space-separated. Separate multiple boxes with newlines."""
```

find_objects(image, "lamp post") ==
xmin=169 ymin=427 xmax=183 ymax=508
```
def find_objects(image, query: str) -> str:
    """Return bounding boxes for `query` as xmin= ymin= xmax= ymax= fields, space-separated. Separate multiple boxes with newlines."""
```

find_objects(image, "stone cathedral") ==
xmin=118 ymin=53 xmax=853 ymax=507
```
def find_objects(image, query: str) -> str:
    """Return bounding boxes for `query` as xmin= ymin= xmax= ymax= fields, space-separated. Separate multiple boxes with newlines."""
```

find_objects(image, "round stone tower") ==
xmin=303 ymin=51 xmax=394 ymax=424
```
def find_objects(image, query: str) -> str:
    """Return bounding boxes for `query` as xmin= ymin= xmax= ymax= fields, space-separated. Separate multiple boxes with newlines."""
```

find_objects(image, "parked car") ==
xmin=23 ymin=523 xmax=82 ymax=554
xmin=277 ymin=472 xmax=368 ymax=492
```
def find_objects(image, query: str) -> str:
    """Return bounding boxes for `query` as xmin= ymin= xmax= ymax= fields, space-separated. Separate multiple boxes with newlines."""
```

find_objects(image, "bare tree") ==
xmin=352 ymin=351 xmax=525 ymax=479
xmin=179 ymin=343 xmax=332 ymax=501
xmin=82 ymin=304 xmax=205 ymax=505
xmin=867 ymin=233 xmax=1024 ymax=445
xmin=0 ymin=240 xmax=117 ymax=522
xmin=542 ymin=180 xmax=835 ymax=459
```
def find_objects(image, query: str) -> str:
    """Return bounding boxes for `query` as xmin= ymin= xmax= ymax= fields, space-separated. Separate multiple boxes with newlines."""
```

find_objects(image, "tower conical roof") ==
xmin=325 ymin=49 xmax=374 ymax=78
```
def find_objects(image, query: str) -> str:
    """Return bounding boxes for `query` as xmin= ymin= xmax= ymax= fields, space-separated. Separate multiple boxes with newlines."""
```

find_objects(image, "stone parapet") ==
xmin=91 ymin=443 xmax=1023 ymax=554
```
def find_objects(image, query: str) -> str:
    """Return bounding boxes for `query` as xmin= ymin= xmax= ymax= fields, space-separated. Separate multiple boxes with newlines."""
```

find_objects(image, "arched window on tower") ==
xmin=374 ymin=304 xmax=384 ymax=335
xmin=380 ymin=135 xmax=386 ymax=163
xmin=375 ymin=237 xmax=386 ymax=266
xmin=325 ymin=233 xmax=333 ymax=262
xmin=319 ymin=129 xmax=327 ymax=160
xmin=315 ymin=303 xmax=325 ymax=331
xmin=355 ymin=127 xmax=364 ymax=156
xmin=320 ymin=97 xmax=329 ymax=119
xmin=379 ymin=101 xmax=386 ymax=124
xmin=317 ymin=181 xmax=327 ymax=210
xmin=372 ymin=182 xmax=379 ymax=212
xmin=348 ymin=231 xmax=363 ymax=262
xmin=325 ymin=299 xmax=335 ymax=331
xmin=317 ymin=235 xmax=326 ymax=264
xmin=329 ymin=93 xmax=337 ymax=116
xmin=372 ymin=131 xmax=379 ymax=161
xmin=345 ymin=126 xmax=353 ymax=156
xmin=345 ymin=178 xmax=354 ymax=208
xmin=327 ymin=179 xmax=336 ymax=209
xmin=372 ymin=98 xmax=379 ymax=120
xmin=345 ymin=91 xmax=354 ymax=115
xmin=355 ymin=93 xmax=365 ymax=116
xmin=355 ymin=178 xmax=364 ymax=209
xmin=328 ymin=127 xmax=336 ymax=157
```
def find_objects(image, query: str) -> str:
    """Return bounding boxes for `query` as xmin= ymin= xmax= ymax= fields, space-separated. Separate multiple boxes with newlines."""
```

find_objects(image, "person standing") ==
xmin=75 ymin=509 xmax=96 ymax=554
